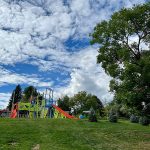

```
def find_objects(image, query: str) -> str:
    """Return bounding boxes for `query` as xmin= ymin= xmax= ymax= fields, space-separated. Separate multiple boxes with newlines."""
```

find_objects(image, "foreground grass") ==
xmin=0 ymin=119 xmax=149 ymax=150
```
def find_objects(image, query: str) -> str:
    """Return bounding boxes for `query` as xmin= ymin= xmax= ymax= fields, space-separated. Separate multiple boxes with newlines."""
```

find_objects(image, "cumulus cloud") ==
xmin=0 ymin=67 xmax=53 ymax=87
xmin=0 ymin=0 xmax=147 ymax=107
xmin=0 ymin=92 xmax=11 ymax=108
xmin=0 ymin=0 xmax=147 ymax=67
xmin=54 ymin=47 xmax=113 ymax=103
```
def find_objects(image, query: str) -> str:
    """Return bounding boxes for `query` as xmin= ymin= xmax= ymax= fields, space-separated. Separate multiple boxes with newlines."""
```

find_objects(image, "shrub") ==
xmin=108 ymin=110 xmax=118 ymax=123
xmin=142 ymin=103 xmax=150 ymax=117
xmin=139 ymin=116 xmax=149 ymax=126
xmin=89 ymin=107 xmax=97 ymax=122
xmin=130 ymin=114 xmax=139 ymax=123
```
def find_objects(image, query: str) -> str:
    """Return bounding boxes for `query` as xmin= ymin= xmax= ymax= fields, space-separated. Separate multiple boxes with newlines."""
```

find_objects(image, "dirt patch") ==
xmin=7 ymin=140 xmax=18 ymax=146
xmin=32 ymin=144 xmax=40 ymax=150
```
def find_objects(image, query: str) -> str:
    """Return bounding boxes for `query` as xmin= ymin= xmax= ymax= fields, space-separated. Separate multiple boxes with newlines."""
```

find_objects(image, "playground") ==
xmin=5 ymin=88 xmax=76 ymax=120
xmin=0 ymin=2 xmax=149 ymax=149
xmin=0 ymin=118 xmax=149 ymax=150
xmin=0 ymin=87 xmax=149 ymax=150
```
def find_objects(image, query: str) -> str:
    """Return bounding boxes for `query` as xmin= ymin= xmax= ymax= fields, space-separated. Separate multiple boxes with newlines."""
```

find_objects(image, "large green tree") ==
xmin=70 ymin=91 xmax=103 ymax=115
xmin=22 ymin=86 xmax=38 ymax=102
xmin=7 ymin=85 xmax=22 ymax=110
xmin=91 ymin=3 xmax=150 ymax=114
xmin=58 ymin=95 xmax=71 ymax=111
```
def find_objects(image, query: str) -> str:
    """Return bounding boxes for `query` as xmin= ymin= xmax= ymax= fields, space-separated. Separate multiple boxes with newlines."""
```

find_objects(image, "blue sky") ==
xmin=0 ymin=0 xmax=147 ymax=108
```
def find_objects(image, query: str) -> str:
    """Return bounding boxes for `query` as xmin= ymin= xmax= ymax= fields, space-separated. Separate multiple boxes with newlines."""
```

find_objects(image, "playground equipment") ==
xmin=53 ymin=105 xmax=75 ymax=119
xmin=10 ymin=88 xmax=76 ymax=119
xmin=10 ymin=103 xmax=18 ymax=118
xmin=0 ymin=109 xmax=9 ymax=117
xmin=0 ymin=105 xmax=10 ymax=117
xmin=40 ymin=88 xmax=55 ymax=118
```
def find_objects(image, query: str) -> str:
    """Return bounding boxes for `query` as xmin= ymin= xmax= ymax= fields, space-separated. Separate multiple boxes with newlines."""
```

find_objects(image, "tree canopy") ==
xmin=22 ymin=86 xmax=38 ymax=102
xmin=91 ymin=3 xmax=150 ymax=114
xmin=57 ymin=91 xmax=103 ymax=116
xmin=70 ymin=91 xmax=104 ymax=115
xmin=58 ymin=95 xmax=71 ymax=111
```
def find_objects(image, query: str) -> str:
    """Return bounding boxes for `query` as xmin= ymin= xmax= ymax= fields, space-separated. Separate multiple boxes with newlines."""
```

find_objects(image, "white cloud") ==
xmin=54 ymin=47 xmax=113 ymax=103
xmin=0 ymin=0 xmax=147 ymax=107
xmin=0 ymin=92 xmax=11 ymax=108
xmin=0 ymin=67 xmax=53 ymax=87
xmin=0 ymin=0 xmax=146 ymax=67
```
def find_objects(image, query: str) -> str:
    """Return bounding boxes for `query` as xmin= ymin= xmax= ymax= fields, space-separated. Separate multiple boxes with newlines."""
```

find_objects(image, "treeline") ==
xmin=7 ymin=84 xmax=150 ymax=124
xmin=7 ymin=85 xmax=104 ymax=117
xmin=57 ymin=91 xmax=104 ymax=116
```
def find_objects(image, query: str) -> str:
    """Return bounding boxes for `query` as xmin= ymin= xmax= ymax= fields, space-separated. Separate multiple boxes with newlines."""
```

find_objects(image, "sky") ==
xmin=0 ymin=0 xmax=148 ymax=108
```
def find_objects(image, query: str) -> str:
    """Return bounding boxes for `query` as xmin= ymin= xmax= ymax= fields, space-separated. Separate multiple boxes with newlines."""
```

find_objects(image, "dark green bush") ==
xmin=89 ymin=107 xmax=97 ymax=122
xmin=142 ymin=103 xmax=150 ymax=118
xmin=108 ymin=110 xmax=118 ymax=123
xmin=139 ymin=116 xmax=149 ymax=126
xmin=130 ymin=114 xmax=139 ymax=123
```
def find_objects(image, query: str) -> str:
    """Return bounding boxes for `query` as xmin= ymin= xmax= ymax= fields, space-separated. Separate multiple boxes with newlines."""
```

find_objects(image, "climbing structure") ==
xmin=40 ymin=88 xmax=55 ymax=118
xmin=10 ymin=88 xmax=76 ymax=119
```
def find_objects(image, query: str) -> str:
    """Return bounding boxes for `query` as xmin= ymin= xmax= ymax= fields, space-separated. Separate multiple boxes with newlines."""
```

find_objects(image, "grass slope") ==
xmin=0 ymin=119 xmax=149 ymax=150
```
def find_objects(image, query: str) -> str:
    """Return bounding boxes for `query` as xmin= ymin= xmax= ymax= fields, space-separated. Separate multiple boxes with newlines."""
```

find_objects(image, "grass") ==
xmin=0 ymin=118 xmax=149 ymax=150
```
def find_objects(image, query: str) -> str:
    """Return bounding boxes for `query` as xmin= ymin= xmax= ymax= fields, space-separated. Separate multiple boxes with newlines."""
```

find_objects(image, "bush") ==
xmin=108 ymin=110 xmax=118 ymax=123
xmin=142 ymin=103 xmax=150 ymax=117
xmin=139 ymin=116 xmax=149 ymax=126
xmin=89 ymin=107 xmax=97 ymax=122
xmin=130 ymin=114 xmax=139 ymax=123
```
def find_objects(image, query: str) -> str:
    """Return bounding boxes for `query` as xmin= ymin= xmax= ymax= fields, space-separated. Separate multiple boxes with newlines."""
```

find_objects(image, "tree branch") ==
xmin=123 ymin=36 xmax=138 ymax=58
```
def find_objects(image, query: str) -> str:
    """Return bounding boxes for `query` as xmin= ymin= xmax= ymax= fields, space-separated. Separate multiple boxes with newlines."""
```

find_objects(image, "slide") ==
xmin=52 ymin=105 xmax=76 ymax=119
xmin=10 ymin=103 xmax=18 ymax=118
xmin=10 ymin=108 xmax=17 ymax=118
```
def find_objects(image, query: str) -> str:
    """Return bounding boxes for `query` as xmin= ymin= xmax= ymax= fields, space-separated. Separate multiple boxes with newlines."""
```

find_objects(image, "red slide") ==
xmin=10 ymin=103 xmax=18 ymax=118
xmin=52 ymin=104 xmax=77 ymax=119
xmin=10 ymin=109 xmax=17 ymax=118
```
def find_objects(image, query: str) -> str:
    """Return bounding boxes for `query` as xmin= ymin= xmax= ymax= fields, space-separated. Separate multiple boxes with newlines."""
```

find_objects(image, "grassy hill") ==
xmin=0 ymin=118 xmax=149 ymax=150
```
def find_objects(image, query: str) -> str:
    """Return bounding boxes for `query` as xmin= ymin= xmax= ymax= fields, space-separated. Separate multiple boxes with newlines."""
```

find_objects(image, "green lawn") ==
xmin=0 ymin=119 xmax=149 ymax=150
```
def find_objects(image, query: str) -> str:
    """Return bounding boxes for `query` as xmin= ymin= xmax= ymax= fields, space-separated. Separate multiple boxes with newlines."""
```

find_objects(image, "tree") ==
xmin=7 ymin=85 xmax=22 ymax=111
xmin=108 ymin=109 xmax=118 ymax=123
xmin=142 ymin=103 xmax=150 ymax=117
xmin=91 ymin=3 xmax=150 ymax=114
xmin=22 ymin=86 xmax=38 ymax=102
xmin=57 ymin=95 xmax=71 ymax=111
xmin=70 ymin=91 xmax=104 ymax=115
xmin=89 ymin=107 xmax=97 ymax=122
